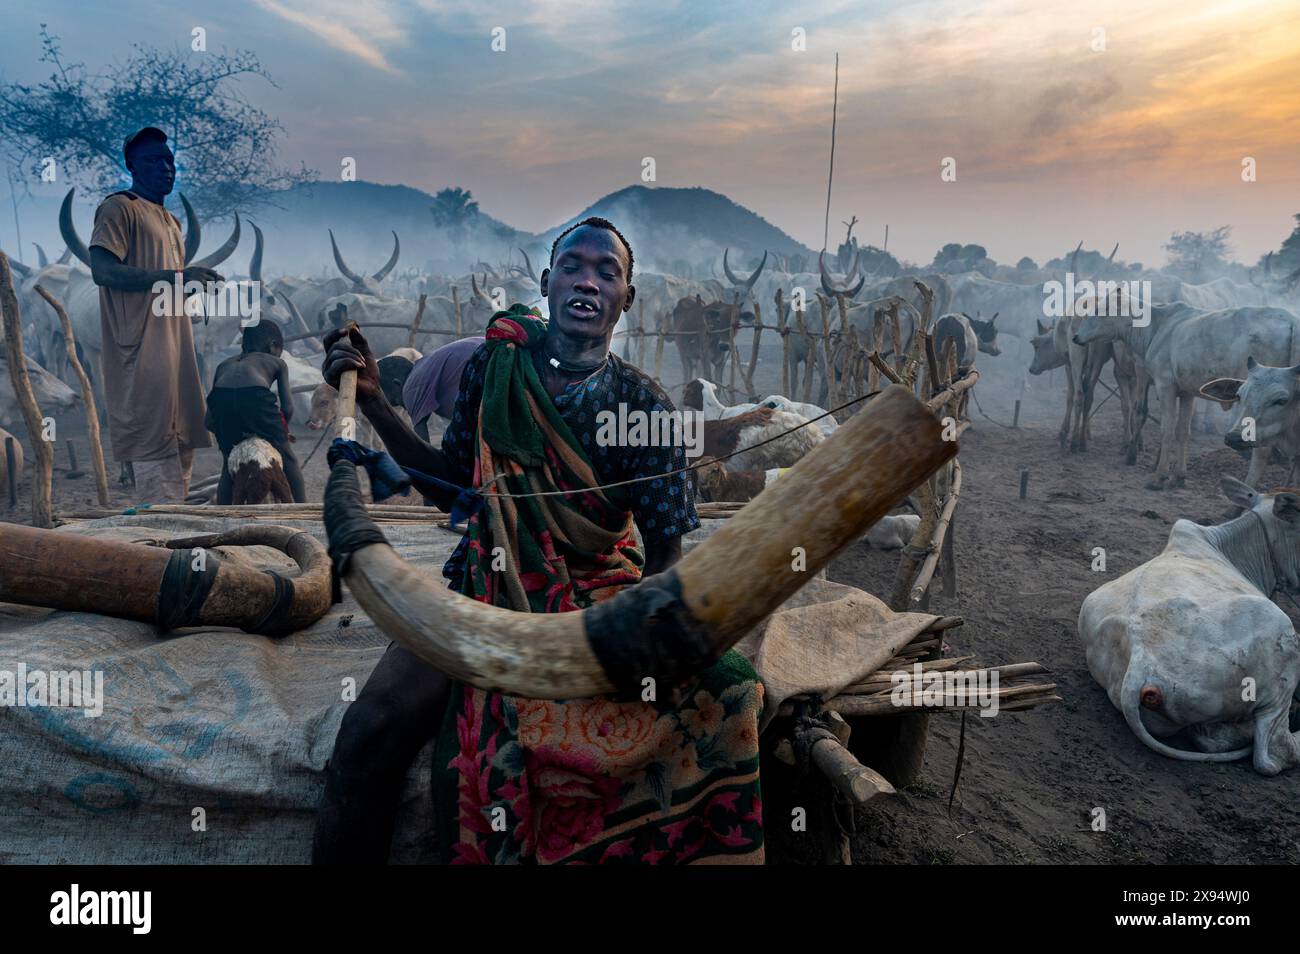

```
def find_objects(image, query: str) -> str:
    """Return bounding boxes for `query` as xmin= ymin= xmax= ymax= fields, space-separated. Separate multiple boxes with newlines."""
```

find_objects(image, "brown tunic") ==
xmin=89 ymin=192 xmax=210 ymax=461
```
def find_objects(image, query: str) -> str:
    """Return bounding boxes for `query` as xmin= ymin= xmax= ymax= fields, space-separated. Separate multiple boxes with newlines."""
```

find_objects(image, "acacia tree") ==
xmin=0 ymin=26 xmax=313 ymax=219
xmin=1163 ymin=226 xmax=1232 ymax=281
xmin=429 ymin=187 xmax=480 ymax=229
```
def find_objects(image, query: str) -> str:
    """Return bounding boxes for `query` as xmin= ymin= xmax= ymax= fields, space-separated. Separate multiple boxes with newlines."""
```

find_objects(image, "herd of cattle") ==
xmin=5 ymin=188 xmax=1300 ymax=774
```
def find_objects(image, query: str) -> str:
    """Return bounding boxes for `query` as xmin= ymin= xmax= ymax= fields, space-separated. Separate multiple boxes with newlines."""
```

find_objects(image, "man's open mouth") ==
xmin=566 ymin=297 xmax=600 ymax=318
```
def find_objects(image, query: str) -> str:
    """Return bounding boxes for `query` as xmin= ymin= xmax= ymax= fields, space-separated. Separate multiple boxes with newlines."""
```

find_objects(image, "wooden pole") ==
xmin=35 ymin=284 xmax=109 ymax=506
xmin=337 ymin=321 xmax=360 ymax=441
xmin=745 ymin=301 xmax=763 ymax=399
xmin=0 ymin=252 xmax=53 ymax=527
xmin=1013 ymin=399 xmax=1021 ymax=428
xmin=653 ymin=312 xmax=665 ymax=384
xmin=798 ymin=307 xmax=815 ymax=404
xmin=5 ymin=437 xmax=16 ymax=508
xmin=776 ymin=289 xmax=790 ymax=397
xmin=823 ymin=52 xmax=840 ymax=252
xmin=452 ymin=286 xmax=463 ymax=338
xmin=408 ymin=293 xmax=427 ymax=349
xmin=1020 ymin=469 xmax=1029 ymax=500
xmin=817 ymin=293 xmax=836 ymax=409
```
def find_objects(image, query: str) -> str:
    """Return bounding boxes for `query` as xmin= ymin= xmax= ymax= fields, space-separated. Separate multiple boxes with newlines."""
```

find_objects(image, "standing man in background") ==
xmin=88 ymin=126 xmax=219 ymax=501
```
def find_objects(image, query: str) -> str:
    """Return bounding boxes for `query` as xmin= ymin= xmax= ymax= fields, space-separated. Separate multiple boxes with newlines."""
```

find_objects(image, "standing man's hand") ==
xmin=323 ymin=325 xmax=384 ymax=407
xmin=182 ymin=265 xmax=224 ymax=287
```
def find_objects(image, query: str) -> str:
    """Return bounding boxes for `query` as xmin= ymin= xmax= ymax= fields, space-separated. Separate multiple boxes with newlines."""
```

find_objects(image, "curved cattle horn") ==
xmin=372 ymin=231 xmax=400 ymax=282
xmin=57 ymin=245 xmax=72 ymax=265
xmin=280 ymin=293 xmax=320 ymax=350
xmin=1068 ymin=240 xmax=1083 ymax=276
xmin=471 ymin=273 xmax=494 ymax=306
xmin=179 ymin=193 xmax=202 ymax=264
xmin=819 ymin=248 xmax=862 ymax=298
xmin=1107 ymin=242 xmax=1119 ymax=264
xmin=249 ymin=221 xmax=265 ymax=283
xmin=190 ymin=212 xmax=241 ymax=269
xmin=0 ymin=524 xmax=332 ymax=636
xmin=58 ymin=188 xmax=93 ymax=267
xmin=33 ymin=243 xmax=49 ymax=269
xmin=723 ymin=248 xmax=768 ymax=295
xmin=329 ymin=229 xmax=364 ymax=285
xmin=327 ymin=384 xmax=956 ymax=698
xmin=518 ymin=247 xmax=540 ymax=284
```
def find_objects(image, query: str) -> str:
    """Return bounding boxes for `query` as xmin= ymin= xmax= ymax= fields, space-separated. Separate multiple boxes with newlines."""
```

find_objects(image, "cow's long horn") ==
xmin=249 ymin=221 xmax=265 ymax=283
xmin=190 ymin=212 xmax=241 ymax=269
xmin=371 ymin=231 xmax=400 ymax=282
xmin=471 ymin=273 xmax=493 ymax=306
xmin=327 ymin=384 xmax=956 ymax=698
xmin=280 ymin=293 xmax=320 ymax=349
xmin=180 ymin=193 xmax=203 ymax=264
xmin=58 ymin=188 xmax=93 ymax=268
xmin=724 ymin=248 xmax=768 ymax=295
xmin=33 ymin=243 xmax=49 ymax=269
xmin=329 ymin=229 xmax=364 ymax=285
xmin=820 ymin=249 xmax=838 ymax=295
xmin=1068 ymin=240 xmax=1083 ymax=277
xmin=6 ymin=255 xmax=32 ymax=278
xmin=0 ymin=525 xmax=332 ymax=636
xmin=57 ymin=245 xmax=72 ymax=265
xmin=518 ymin=247 xmax=540 ymax=284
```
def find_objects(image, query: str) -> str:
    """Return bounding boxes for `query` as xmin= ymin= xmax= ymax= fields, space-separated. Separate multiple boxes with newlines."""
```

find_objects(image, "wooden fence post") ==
xmin=35 ymin=284 xmax=109 ymax=506
xmin=0 ymin=253 xmax=53 ymax=527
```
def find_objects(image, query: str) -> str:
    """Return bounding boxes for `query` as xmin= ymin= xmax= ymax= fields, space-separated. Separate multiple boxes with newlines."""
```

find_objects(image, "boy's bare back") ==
xmin=213 ymin=351 xmax=284 ymax=390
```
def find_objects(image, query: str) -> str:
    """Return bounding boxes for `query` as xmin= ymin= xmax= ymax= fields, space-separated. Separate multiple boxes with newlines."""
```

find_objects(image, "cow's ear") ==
xmin=1199 ymin=378 xmax=1242 ymax=406
xmin=1247 ymin=355 xmax=1258 ymax=371
xmin=1273 ymin=493 xmax=1300 ymax=524
xmin=1221 ymin=475 xmax=1257 ymax=509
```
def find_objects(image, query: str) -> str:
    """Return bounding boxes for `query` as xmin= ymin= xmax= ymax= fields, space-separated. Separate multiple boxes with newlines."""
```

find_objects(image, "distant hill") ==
xmin=539 ymin=186 xmax=815 ymax=273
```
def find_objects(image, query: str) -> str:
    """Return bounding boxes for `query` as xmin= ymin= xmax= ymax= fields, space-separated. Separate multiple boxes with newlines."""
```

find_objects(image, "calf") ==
xmin=1078 ymin=476 xmax=1300 ymax=774
xmin=228 ymin=437 xmax=293 ymax=504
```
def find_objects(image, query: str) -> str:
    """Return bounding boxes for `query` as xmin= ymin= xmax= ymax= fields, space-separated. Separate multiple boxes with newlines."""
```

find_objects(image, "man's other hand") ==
xmin=323 ymin=325 xmax=384 ymax=406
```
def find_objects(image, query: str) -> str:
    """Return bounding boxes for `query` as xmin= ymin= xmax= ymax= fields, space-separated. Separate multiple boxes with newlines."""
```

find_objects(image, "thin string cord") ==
xmin=454 ymin=388 xmax=883 ymax=501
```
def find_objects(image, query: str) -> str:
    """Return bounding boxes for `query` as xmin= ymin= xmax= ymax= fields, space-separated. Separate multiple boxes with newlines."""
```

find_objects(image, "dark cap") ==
xmin=123 ymin=126 xmax=168 ymax=162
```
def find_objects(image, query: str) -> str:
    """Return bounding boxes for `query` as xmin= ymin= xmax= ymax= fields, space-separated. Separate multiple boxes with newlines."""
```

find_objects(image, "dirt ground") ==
xmin=5 ymin=345 xmax=1300 ymax=865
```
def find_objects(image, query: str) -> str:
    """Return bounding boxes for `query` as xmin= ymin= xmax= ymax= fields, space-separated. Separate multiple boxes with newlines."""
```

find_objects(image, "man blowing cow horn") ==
xmin=316 ymin=216 xmax=956 ymax=864
xmin=313 ymin=217 xmax=773 ymax=864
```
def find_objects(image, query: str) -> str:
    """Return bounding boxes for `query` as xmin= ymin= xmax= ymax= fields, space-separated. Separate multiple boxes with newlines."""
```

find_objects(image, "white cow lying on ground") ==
xmin=1078 ymin=476 xmax=1300 ymax=775
xmin=682 ymin=378 xmax=837 ymax=436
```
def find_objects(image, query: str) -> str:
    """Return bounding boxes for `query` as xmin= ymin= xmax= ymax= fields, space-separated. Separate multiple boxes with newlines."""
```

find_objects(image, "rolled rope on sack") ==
xmin=326 ymin=384 xmax=959 ymax=699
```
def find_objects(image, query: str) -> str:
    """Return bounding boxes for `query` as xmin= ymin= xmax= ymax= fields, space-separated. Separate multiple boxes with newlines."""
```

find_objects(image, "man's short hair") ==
xmin=241 ymin=319 xmax=284 ymax=353
xmin=549 ymin=217 xmax=634 ymax=282
xmin=123 ymin=126 xmax=168 ymax=163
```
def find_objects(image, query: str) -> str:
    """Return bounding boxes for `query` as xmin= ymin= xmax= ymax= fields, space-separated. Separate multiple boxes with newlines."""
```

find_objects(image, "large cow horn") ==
xmin=58 ymin=188 xmax=93 ymax=267
xmin=1068 ymin=240 xmax=1083 ymax=277
xmin=6 ymin=255 xmax=32 ymax=278
xmin=249 ymin=221 xmax=265 ymax=283
xmin=371 ymin=231 xmax=400 ymax=282
xmin=180 ymin=193 xmax=203 ymax=264
xmin=190 ymin=212 xmax=241 ymax=269
xmin=329 ymin=229 xmax=364 ymax=285
xmin=724 ymin=248 xmax=768 ymax=296
xmin=471 ymin=273 xmax=493 ymax=306
xmin=33 ymin=243 xmax=49 ymax=269
xmin=0 ymin=525 xmax=332 ymax=636
xmin=327 ymin=384 xmax=956 ymax=698
xmin=57 ymin=245 xmax=72 ymax=265
xmin=518 ymin=247 xmax=540 ymax=284
xmin=820 ymin=248 xmax=860 ymax=297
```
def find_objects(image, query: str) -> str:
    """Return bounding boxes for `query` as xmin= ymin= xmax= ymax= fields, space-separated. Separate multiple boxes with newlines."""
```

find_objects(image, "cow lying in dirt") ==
xmin=1078 ymin=476 xmax=1300 ymax=774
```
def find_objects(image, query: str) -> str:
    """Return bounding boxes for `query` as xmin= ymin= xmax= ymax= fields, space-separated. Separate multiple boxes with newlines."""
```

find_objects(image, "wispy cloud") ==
xmin=251 ymin=0 xmax=406 ymax=74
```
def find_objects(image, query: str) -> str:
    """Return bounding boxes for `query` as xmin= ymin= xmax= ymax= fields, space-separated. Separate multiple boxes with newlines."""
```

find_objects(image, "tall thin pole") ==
xmin=883 ymin=224 xmax=889 ymax=253
xmin=6 ymin=168 xmax=24 ymax=266
xmin=823 ymin=52 xmax=839 ymax=252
